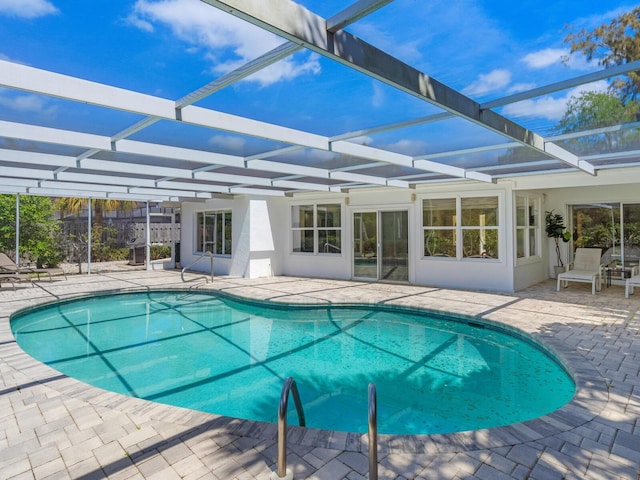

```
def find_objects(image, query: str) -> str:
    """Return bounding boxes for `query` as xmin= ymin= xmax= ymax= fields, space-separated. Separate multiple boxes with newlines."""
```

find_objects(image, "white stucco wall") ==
xmin=413 ymin=183 xmax=515 ymax=292
xmin=281 ymin=184 xmax=517 ymax=292
xmin=281 ymin=194 xmax=351 ymax=280
xmin=178 ymin=166 xmax=640 ymax=292
xmin=180 ymin=196 xmax=287 ymax=278
xmin=180 ymin=198 xmax=237 ymax=276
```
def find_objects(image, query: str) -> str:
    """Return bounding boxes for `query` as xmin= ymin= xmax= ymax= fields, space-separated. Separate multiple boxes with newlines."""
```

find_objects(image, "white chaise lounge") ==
xmin=625 ymin=266 xmax=640 ymax=298
xmin=557 ymin=247 xmax=603 ymax=295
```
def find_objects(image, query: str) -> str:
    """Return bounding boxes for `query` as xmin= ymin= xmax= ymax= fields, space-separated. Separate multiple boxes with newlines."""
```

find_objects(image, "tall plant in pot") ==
xmin=545 ymin=210 xmax=572 ymax=275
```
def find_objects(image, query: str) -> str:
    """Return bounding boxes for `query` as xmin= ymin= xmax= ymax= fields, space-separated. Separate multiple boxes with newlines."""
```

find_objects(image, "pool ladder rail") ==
xmin=180 ymin=249 xmax=214 ymax=283
xmin=271 ymin=377 xmax=379 ymax=480
xmin=368 ymin=382 xmax=378 ymax=480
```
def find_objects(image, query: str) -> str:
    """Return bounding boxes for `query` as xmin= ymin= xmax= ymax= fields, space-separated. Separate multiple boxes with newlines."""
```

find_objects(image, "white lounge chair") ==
xmin=625 ymin=266 xmax=640 ymax=298
xmin=557 ymin=247 xmax=603 ymax=295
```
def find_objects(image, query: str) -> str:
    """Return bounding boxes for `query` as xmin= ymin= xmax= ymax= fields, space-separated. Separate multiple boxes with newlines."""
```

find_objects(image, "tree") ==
xmin=564 ymin=7 xmax=640 ymax=102
xmin=54 ymin=198 xmax=136 ymax=227
xmin=553 ymin=91 xmax=640 ymax=154
xmin=0 ymin=194 xmax=64 ymax=267
xmin=54 ymin=198 xmax=138 ymax=271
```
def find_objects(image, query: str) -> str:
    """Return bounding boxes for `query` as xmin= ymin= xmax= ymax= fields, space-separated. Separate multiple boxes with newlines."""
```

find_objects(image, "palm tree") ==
xmin=54 ymin=198 xmax=136 ymax=227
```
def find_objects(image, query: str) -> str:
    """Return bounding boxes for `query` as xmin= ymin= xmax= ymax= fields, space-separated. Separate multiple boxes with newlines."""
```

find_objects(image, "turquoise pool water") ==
xmin=11 ymin=291 xmax=575 ymax=435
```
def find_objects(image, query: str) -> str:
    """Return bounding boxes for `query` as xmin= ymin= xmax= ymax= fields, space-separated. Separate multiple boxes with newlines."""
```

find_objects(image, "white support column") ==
xmin=170 ymin=211 xmax=176 ymax=269
xmin=146 ymin=201 xmax=151 ymax=271
xmin=15 ymin=193 xmax=20 ymax=267
xmin=87 ymin=198 xmax=92 ymax=275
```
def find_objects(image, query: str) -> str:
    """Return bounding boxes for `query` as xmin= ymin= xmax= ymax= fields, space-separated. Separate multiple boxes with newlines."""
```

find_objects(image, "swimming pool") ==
xmin=11 ymin=290 xmax=575 ymax=435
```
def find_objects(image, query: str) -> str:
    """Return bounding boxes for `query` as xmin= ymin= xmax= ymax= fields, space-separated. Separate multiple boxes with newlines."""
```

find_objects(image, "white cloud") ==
xmin=347 ymin=136 xmax=373 ymax=146
xmin=0 ymin=0 xmax=58 ymax=18
xmin=371 ymin=82 xmax=385 ymax=108
xmin=384 ymin=139 xmax=429 ymax=156
xmin=507 ymin=82 xmax=537 ymax=94
xmin=125 ymin=14 xmax=153 ymax=33
xmin=127 ymin=0 xmax=320 ymax=87
xmin=521 ymin=48 xmax=593 ymax=72
xmin=208 ymin=135 xmax=246 ymax=152
xmin=562 ymin=52 xmax=593 ymax=71
xmin=523 ymin=48 xmax=566 ymax=69
xmin=216 ymin=52 xmax=321 ymax=87
xmin=502 ymin=81 xmax=609 ymax=121
xmin=292 ymin=150 xmax=332 ymax=165
xmin=463 ymin=69 xmax=511 ymax=97
xmin=353 ymin=21 xmax=422 ymax=65
xmin=0 ymin=92 xmax=56 ymax=116
xmin=502 ymin=96 xmax=568 ymax=122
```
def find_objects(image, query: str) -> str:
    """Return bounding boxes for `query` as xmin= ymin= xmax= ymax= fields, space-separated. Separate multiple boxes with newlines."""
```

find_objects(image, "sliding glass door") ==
xmin=353 ymin=210 xmax=408 ymax=281
xmin=380 ymin=211 xmax=408 ymax=281
xmin=570 ymin=203 xmax=640 ymax=268
xmin=353 ymin=212 xmax=378 ymax=279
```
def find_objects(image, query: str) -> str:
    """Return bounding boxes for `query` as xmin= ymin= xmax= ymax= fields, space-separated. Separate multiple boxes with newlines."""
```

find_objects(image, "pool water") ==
xmin=11 ymin=291 xmax=575 ymax=435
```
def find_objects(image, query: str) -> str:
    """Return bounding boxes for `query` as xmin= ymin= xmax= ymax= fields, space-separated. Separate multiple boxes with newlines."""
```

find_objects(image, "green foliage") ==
xmin=553 ymin=92 xmax=640 ymax=155
xmin=0 ymin=194 xmax=65 ymax=267
xmin=556 ymin=92 xmax=638 ymax=132
xmin=564 ymin=7 xmax=640 ymax=101
xmin=54 ymin=198 xmax=137 ymax=226
xmin=66 ymin=226 xmax=131 ymax=266
xmin=150 ymin=245 xmax=171 ymax=260
xmin=545 ymin=211 xmax=571 ymax=267
xmin=65 ymin=226 xmax=172 ymax=271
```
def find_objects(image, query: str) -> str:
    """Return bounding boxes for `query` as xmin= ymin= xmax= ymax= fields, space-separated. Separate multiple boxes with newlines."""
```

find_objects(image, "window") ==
xmin=196 ymin=210 xmax=232 ymax=255
xmin=515 ymin=195 xmax=540 ymax=259
xmin=292 ymin=203 xmax=341 ymax=254
xmin=423 ymin=198 xmax=456 ymax=257
xmin=462 ymin=196 xmax=498 ymax=258
xmin=423 ymin=195 xmax=500 ymax=260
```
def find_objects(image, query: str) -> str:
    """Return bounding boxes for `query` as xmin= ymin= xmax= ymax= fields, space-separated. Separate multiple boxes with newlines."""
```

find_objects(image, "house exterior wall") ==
xmin=180 ymin=196 xmax=287 ymax=278
xmin=511 ymin=166 xmax=640 ymax=281
xmin=178 ymin=166 xmax=640 ymax=293
xmin=180 ymin=182 xmax=520 ymax=292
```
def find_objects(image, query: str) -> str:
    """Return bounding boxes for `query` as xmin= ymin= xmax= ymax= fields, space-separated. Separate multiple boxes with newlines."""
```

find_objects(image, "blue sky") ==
xmin=0 ymin=0 xmax=636 ymax=158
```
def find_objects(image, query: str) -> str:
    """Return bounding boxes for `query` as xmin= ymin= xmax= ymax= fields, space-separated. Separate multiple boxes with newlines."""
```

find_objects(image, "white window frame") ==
xmin=422 ymin=193 xmax=502 ymax=261
xmin=195 ymin=210 xmax=232 ymax=256
xmin=291 ymin=203 xmax=342 ymax=255
xmin=515 ymin=194 xmax=541 ymax=264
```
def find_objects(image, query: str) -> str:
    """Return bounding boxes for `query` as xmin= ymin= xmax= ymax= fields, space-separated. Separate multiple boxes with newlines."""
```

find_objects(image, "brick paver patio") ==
xmin=1 ymin=270 xmax=639 ymax=479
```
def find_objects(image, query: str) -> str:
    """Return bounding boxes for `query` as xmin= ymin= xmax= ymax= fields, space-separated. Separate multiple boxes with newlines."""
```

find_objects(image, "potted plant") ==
xmin=545 ymin=210 xmax=572 ymax=276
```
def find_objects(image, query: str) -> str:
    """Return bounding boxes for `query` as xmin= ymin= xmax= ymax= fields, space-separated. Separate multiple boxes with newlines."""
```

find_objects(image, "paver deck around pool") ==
xmin=1 ymin=270 xmax=639 ymax=479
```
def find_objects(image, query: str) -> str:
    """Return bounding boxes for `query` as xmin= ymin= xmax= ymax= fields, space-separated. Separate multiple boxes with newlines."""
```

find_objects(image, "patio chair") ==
xmin=0 ymin=252 xmax=67 ymax=281
xmin=0 ymin=272 xmax=33 ymax=289
xmin=625 ymin=266 xmax=640 ymax=298
xmin=557 ymin=247 xmax=603 ymax=295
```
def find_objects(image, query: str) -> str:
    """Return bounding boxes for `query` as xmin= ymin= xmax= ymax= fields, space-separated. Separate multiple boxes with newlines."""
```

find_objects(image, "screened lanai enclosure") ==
xmin=1 ymin=0 xmax=639 ymax=291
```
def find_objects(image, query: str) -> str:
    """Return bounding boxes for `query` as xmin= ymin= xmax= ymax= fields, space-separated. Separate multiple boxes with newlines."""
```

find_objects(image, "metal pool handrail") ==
xmin=272 ymin=377 xmax=306 ymax=480
xmin=368 ymin=382 xmax=378 ymax=480
xmin=180 ymin=249 xmax=214 ymax=283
